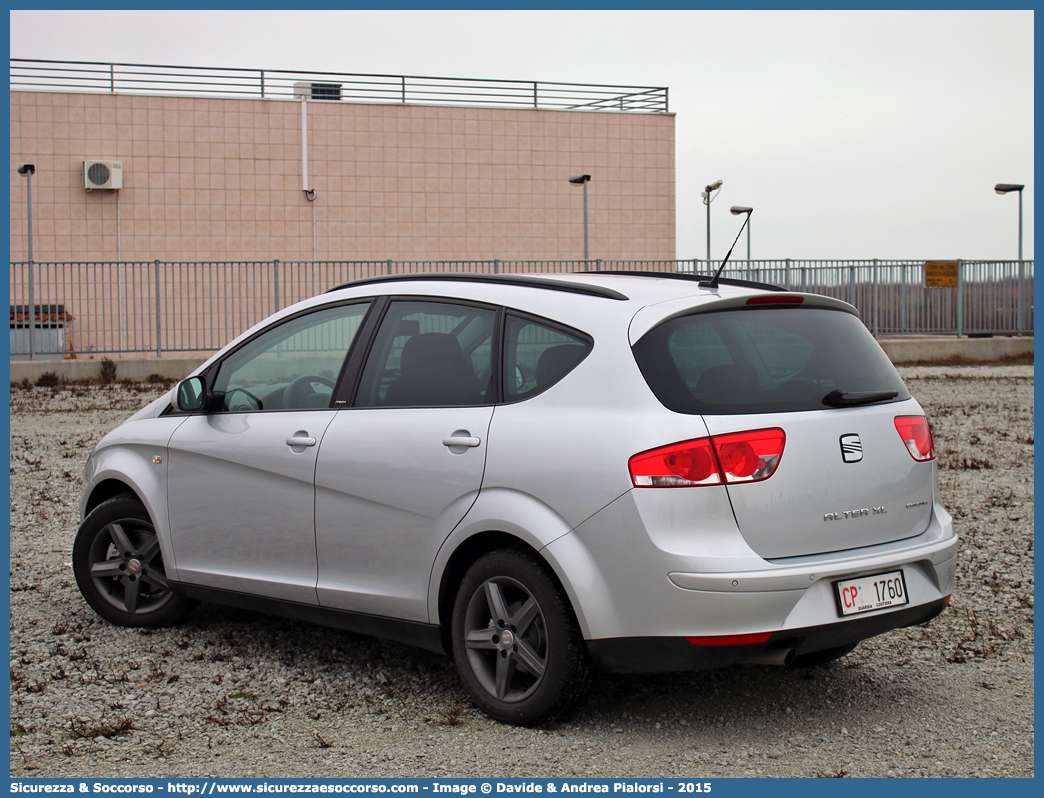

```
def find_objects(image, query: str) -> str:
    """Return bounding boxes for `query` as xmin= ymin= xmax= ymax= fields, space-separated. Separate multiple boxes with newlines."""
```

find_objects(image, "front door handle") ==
xmin=443 ymin=435 xmax=481 ymax=448
xmin=286 ymin=434 xmax=317 ymax=447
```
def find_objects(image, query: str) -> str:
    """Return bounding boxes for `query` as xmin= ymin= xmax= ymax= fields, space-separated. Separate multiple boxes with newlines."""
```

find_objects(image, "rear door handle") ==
xmin=443 ymin=436 xmax=481 ymax=448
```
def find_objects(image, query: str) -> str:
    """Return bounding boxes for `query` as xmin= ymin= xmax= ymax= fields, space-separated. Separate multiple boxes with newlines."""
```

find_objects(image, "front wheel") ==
xmin=451 ymin=549 xmax=591 ymax=726
xmin=72 ymin=495 xmax=193 ymax=627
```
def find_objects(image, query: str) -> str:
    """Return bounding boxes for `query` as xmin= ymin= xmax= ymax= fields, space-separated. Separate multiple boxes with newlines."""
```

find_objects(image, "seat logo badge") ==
xmin=840 ymin=434 xmax=862 ymax=463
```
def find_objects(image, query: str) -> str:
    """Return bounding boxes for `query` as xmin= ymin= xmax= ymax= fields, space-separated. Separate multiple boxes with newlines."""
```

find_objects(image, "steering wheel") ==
xmin=285 ymin=375 xmax=336 ymax=409
xmin=225 ymin=387 xmax=263 ymax=412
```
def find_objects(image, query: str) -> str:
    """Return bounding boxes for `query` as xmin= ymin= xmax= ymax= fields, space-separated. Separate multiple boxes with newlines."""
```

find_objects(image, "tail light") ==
xmin=686 ymin=632 xmax=772 ymax=646
xmin=894 ymin=416 xmax=935 ymax=461
xmin=745 ymin=295 xmax=805 ymax=306
xmin=629 ymin=428 xmax=785 ymax=487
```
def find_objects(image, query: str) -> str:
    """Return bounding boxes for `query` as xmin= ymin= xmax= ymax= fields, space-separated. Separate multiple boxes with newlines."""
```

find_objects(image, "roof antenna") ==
xmin=700 ymin=207 xmax=753 ymax=289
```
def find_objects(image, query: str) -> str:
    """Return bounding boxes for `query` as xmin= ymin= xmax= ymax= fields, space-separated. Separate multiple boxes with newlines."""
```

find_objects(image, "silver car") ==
xmin=73 ymin=272 xmax=957 ymax=725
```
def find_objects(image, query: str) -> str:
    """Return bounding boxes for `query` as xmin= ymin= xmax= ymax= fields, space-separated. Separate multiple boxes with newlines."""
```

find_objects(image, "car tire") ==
xmin=790 ymin=642 xmax=859 ymax=668
xmin=72 ymin=495 xmax=193 ymax=628
xmin=451 ymin=549 xmax=592 ymax=726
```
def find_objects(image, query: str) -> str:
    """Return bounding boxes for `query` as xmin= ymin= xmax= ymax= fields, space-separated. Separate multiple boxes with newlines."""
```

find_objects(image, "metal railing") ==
xmin=8 ymin=259 xmax=1032 ymax=360
xmin=10 ymin=59 xmax=669 ymax=114
xmin=695 ymin=258 xmax=1034 ymax=340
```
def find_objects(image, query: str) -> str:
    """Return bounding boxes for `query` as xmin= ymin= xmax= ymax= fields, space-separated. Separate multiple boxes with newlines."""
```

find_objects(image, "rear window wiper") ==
xmin=823 ymin=388 xmax=899 ymax=407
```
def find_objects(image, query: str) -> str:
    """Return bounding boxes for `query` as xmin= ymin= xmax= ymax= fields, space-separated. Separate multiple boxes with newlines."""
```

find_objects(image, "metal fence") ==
xmin=8 ymin=259 xmax=1033 ymax=359
xmin=10 ymin=59 xmax=669 ymax=114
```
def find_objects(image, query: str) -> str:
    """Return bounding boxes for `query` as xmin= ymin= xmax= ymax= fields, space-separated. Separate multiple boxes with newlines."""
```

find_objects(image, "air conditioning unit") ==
xmin=84 ymin=160 xmax=123 ymax=190
xmin=293 ymin=82 xmax=342 ymax=101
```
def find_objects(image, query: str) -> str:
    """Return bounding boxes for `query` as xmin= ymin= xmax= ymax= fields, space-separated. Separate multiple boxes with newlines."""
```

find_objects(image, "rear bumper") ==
xmin=587 ymin=596 xmax=948 ymax=673
xmin=545 ymin=489 xmax=957 ymax=642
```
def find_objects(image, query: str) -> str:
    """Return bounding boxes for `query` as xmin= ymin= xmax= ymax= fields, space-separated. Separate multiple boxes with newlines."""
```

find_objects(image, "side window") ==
xmin=356 ymin=300 xmax=496 ymax=408
xmin=211 ymin=302 xmax=370 ymax=412
xmin=504 ymin=315 xmax=591 ymax=401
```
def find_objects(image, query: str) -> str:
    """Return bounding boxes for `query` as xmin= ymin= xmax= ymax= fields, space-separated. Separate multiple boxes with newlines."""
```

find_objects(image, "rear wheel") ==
xmin=451 ymin=549 xmax=591 ymax=726
xmin=790 ymin=642 xmax=859 ymax=668
xmin=72 ymin=495 xmax=193 ymax=627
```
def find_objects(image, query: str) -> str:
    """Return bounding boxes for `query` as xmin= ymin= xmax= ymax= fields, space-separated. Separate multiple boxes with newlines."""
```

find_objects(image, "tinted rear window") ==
xmin=633 ymin=307 xmax=910 ymax=414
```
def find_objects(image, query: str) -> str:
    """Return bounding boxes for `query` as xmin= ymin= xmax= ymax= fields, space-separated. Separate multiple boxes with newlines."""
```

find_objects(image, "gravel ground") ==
xmin=9 ymin=367 xmax=1034 ymax=779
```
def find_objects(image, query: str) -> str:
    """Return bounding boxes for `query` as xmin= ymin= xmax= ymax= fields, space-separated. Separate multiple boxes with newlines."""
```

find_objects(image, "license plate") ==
xmin=834 ymin=570 xmax=909 ymax=616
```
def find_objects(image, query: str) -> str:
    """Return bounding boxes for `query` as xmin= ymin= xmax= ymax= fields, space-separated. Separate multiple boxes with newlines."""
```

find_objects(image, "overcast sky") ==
xmin=10 ymin=9 xmax=1035 ymax=262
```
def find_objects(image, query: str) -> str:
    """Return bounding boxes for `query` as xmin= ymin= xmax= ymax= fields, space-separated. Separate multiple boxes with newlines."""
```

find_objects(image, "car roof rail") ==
xmin=326 ymin=272 xmax=629 ymax=300
xmin=595 ymin=270 xmax=787 ymax=292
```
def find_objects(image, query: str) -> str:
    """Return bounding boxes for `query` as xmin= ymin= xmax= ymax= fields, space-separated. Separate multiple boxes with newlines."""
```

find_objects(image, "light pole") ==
xmin=569 ymin=174 xmax=592 ymax=261
xmin=17 ymin=163 xmax=36 ymax=360
xmin=730 ymin=206 xmax=753 ymax=261
xmin=701 ymin=180 xmax=723 ymax=265
xmin=994 ymin=183 xmax=1025 ymax=262
xmin=995 ymin=182 xmax=1027 ymax=335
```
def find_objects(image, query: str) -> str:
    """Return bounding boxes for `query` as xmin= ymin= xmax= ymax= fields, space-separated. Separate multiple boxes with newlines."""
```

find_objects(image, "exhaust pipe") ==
xmin=742 ymin=647 xmax=796 ymax=667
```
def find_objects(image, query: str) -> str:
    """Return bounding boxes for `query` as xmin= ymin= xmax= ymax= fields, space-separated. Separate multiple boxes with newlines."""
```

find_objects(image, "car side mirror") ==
xmin=172 ymin=376 xmax=209 ymax=412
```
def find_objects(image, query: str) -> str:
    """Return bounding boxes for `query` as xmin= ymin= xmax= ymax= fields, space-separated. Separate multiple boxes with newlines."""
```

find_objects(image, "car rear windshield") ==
xmin=632 ymin=306 xmax=910 ymax=415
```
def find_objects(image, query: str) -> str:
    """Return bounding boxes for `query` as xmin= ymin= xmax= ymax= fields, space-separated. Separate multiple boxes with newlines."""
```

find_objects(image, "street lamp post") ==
xmin=569 ymin=174 xmax=592 ymax=261
xmin=994 ymin=183 xmax=1025 ymax=261
xmin=701 ymin=180 xmax=723 ymax=266
xmin=17 ymin=163 xmax=36 ymax=360
xmin=995 ymin=183 xmax=1026 ymax=335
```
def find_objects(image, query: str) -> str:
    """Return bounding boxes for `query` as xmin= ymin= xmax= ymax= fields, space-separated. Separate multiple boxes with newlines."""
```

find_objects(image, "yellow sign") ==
xmin=925 ymin=261 xmax=959 ymax=287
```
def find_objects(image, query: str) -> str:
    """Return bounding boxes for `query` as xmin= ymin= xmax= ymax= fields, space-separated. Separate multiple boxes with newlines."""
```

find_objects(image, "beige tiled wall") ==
xmin=11 ymin=92 xmax=675 ymax=263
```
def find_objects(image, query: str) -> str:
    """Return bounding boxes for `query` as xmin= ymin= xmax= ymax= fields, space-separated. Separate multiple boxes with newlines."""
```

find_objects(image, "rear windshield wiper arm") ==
xmin=823 ymin=388 xmax=899 ymax=407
